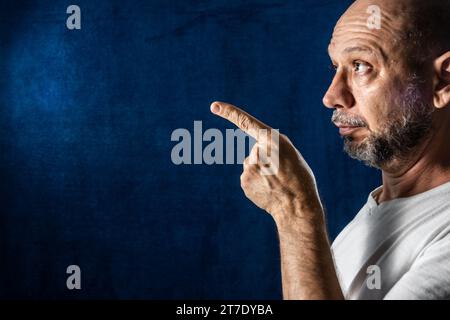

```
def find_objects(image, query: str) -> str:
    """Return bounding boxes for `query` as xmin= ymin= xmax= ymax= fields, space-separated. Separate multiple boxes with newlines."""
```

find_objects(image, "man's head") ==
xmin=323 ymin=0 xmax=450 ymax=169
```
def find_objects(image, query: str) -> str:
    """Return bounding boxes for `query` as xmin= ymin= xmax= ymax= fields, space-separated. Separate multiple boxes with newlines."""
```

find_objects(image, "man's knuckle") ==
xmin=222 ymin=106 xmax=231 ymax=118
xmin=238 ymin=113 xmax=250 ymax=130
xmin=240 ymin=171 xmax=252 ymax=185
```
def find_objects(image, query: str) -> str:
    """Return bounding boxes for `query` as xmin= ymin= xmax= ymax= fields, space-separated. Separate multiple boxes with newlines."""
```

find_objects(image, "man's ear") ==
xmin=433 ymin=51 xmax=450 ymax=109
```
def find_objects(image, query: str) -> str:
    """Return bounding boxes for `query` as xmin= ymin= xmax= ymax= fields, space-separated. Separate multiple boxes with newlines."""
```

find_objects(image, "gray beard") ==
xmin=340 ymin=82 xmax=434 ymax=169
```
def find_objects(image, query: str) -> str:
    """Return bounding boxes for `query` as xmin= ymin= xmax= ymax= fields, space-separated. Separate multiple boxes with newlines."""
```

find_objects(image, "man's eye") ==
xmin=353 ymin=61 xmax=372 ymax=74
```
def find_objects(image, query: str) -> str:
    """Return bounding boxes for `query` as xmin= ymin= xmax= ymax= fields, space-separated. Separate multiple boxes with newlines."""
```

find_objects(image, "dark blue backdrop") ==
xmin=0 ymin=0 xmax=380 ymax=299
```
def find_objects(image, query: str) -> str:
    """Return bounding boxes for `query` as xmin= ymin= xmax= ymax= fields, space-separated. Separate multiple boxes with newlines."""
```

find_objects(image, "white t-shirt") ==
xmin=331 ymin=181 xmax=450 ymax=300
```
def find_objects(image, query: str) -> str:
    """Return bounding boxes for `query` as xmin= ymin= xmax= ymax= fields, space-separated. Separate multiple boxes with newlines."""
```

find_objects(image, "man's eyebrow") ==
xmin=327 ymin=44 xmax=387 ymax=63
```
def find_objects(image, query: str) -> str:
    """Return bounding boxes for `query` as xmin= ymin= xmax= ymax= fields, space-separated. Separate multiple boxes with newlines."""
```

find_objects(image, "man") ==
xmin=210 ymin=0 xmax=450 ymax=299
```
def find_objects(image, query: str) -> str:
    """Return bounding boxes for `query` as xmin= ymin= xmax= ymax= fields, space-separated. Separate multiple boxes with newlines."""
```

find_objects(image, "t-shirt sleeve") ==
xmin=384 ymin=234 xmax=450 ymax=300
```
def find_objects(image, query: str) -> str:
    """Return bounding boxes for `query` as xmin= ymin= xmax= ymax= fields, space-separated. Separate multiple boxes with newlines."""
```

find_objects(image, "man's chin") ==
xmin=342 ymin=137 xmax=380 ymax=168
xmin=343 ymin=138 xmax=367 ymax=155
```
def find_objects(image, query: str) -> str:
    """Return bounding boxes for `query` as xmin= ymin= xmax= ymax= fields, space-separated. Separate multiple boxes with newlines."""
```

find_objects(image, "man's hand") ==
xmin=210 ymin=101 xmax=344 ymax=300
xmin=210 ymin=101 xmax=322 ymax=223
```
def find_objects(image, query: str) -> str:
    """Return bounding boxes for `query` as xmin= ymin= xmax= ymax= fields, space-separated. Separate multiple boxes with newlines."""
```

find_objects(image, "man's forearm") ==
xmin=273 ymin=199 xmax=344 ymax=300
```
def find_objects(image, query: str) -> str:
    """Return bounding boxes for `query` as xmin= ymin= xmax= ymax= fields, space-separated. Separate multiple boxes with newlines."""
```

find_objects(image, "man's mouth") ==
xmin=335 ymin=124 xmax=364 ymax=136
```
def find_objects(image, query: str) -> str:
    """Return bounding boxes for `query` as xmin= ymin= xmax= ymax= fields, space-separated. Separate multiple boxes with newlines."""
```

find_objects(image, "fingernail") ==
xmin=210 ymin=103 xmax=220 ymax=114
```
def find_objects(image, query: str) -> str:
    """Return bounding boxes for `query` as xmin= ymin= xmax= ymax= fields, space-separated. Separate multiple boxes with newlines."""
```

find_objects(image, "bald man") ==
xmin=211 ymin=0 xmax=450 ymax=300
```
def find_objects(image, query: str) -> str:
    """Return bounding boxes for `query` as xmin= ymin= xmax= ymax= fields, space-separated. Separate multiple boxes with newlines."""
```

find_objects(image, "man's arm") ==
xmin=210 ymin=101 xmax=344 ymax=300
xmin=275 ymin=200 xmax=344 ymax=299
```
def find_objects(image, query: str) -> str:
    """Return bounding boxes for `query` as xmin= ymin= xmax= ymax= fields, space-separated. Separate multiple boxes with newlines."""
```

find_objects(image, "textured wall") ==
xmin=0 ymin=0 xmax=380 ymax=298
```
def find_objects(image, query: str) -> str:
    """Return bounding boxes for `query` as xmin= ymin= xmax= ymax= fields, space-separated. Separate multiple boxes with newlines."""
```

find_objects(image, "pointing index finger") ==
xmin=210 ymin=101 xmax=272 ymax=140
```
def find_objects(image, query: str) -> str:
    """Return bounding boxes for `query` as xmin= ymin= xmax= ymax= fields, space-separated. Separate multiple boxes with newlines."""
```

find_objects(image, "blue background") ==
xmin=0 ymin=0 xmax=380 ymax=299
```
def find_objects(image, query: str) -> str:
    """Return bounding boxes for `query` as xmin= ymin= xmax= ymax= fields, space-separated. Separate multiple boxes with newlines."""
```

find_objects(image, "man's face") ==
xmin=323 ymin=0 xmax=434 ymax=169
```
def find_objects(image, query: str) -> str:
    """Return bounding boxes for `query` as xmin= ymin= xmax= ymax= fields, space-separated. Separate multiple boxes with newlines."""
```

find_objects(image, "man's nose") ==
xmin=322 ymin=73 xmax=355 ymax=110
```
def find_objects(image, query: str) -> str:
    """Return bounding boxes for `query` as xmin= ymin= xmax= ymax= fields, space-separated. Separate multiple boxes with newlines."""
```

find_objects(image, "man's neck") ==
xmin=378 ymin=117 xmax=450 ymax=203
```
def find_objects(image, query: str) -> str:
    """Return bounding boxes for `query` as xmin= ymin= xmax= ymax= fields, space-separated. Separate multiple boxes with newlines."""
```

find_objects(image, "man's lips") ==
xmin=334 ymin=124 xmax=364 ymax=136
